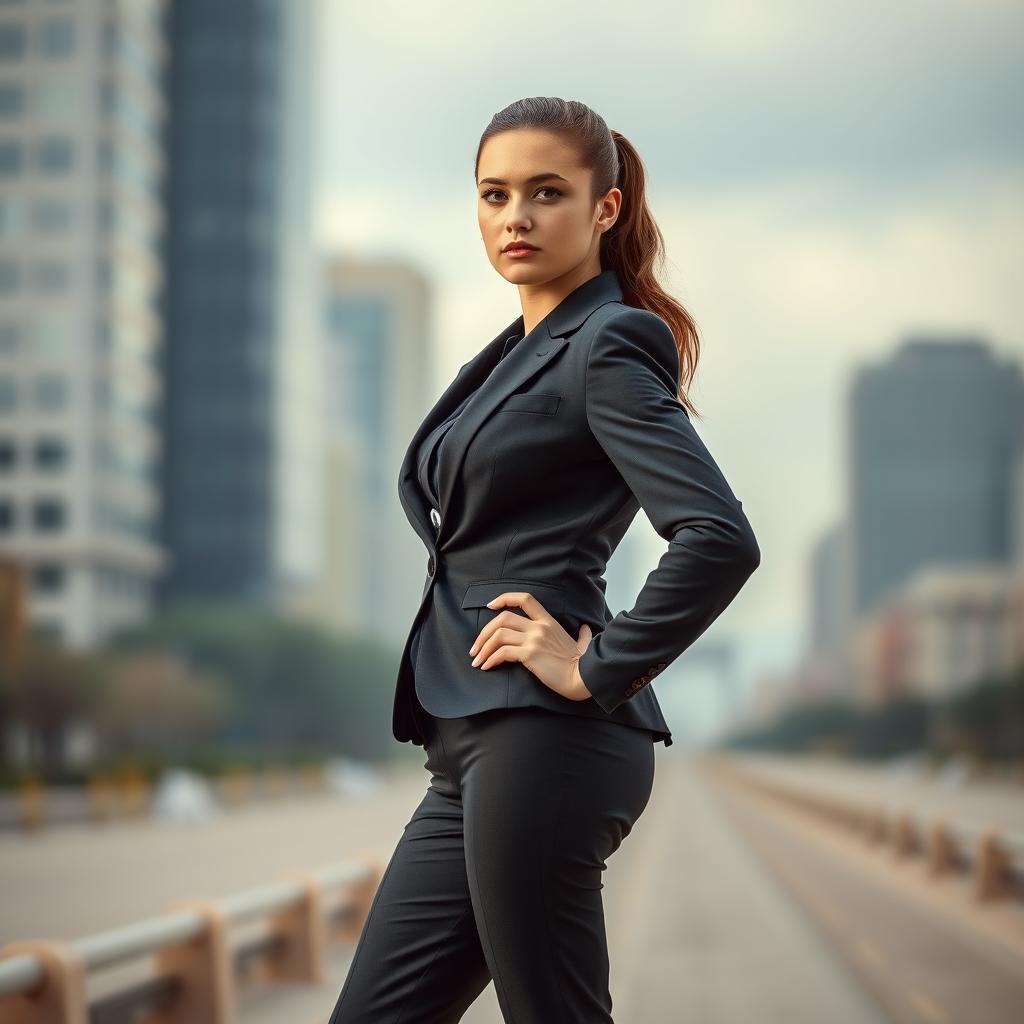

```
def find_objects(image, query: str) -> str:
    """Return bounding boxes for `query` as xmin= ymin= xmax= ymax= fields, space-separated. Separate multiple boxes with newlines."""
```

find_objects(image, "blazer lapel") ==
xmin=434 ymin=269 xmax=625 ymax=548
xmin=397 ymin=316 xmax=524 ymax=550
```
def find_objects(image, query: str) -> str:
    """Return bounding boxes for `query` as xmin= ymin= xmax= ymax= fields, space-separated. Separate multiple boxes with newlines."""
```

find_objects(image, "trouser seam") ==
xmin=393 ymin=902 xmax=477 ymax=1024
xmin=541 ymin=737 xmax=577 ymax=1024
xmin=468 ymin=813 xmax=515 ymax=1022
xmin=328 ymin=842 xmax=404 ymax=1024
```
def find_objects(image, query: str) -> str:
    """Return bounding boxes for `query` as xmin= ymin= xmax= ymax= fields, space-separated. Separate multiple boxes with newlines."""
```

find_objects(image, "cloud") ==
xmin=315 ymin=0 xmax=1024 ymax=192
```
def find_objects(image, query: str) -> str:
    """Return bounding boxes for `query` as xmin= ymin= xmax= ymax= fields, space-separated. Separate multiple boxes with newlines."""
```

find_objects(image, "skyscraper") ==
xmin=849 ymin=337 xmax=1024 ymax=617
xmin=0 ymin=1 xmax=168 ymax=647
xmin=157 ymin=0 xmax=319 ymax=607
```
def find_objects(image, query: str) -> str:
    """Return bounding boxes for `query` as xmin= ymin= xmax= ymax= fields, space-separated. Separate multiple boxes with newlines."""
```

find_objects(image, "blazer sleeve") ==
xmin=576 ymin=305 xmax=761 ymax=715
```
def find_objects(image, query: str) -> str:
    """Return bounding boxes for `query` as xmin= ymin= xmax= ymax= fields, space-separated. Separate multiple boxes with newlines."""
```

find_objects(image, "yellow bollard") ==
xmin=118 ymin=769 xmax=150 ymax=819
xmin=17 ymin=778 xmax=45 ymax=833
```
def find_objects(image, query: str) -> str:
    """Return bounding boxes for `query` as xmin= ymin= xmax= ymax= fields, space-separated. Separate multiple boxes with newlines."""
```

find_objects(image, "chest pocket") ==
xmin=499 ymin=392 xmax=561 ymax=415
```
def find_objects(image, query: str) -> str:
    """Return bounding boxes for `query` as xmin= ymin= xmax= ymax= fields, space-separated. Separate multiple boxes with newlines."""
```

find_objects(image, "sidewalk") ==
xmin=242 ymin=756 xmax=888 ymax=1023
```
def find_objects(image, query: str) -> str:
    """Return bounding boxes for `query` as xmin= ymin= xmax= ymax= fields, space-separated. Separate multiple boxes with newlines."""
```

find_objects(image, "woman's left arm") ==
xmin=576 ymin=305 xmax=761 ymax=715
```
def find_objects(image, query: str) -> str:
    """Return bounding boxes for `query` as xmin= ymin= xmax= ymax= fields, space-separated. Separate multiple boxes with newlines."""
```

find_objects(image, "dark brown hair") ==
xmin=475 ymin=96 xmax=701 ymax=418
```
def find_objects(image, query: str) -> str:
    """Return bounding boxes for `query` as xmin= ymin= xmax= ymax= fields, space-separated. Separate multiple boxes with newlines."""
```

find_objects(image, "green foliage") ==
xmin=723 ymin=664 xmax=1024 ymax=764
xmin=1 ymin=601 xmax=410 ymax=781
xmin=106 ymin=599 xmax=402 ymax=760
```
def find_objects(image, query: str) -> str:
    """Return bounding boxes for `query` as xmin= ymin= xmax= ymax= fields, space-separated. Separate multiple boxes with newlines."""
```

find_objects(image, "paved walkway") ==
xmin=242 ymin=755 xmax=888 ymax=1023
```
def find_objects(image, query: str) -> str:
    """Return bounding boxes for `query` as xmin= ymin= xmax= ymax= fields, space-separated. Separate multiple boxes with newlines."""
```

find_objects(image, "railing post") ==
xmin=263 ymin=872 xmax=328 ymax=985
xmin=893 ymin=812 xmax=917 ymax=859
xmin=0 ymin=941 xmax=87 ymax=1024
xmin=926 ymin=820 xmax=955 ymax=878
xmin=974 ymin=830 xmax=1011 ymax=902
xmin=149 ymin=901 xmax=235 ymax=1024
xmin=335 ymin=857 xmax=384 ymax=944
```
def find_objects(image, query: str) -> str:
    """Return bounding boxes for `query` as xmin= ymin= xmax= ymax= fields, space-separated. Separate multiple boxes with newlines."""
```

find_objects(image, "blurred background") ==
xmin=0 ymin=1 xmax=1021 ymax=1022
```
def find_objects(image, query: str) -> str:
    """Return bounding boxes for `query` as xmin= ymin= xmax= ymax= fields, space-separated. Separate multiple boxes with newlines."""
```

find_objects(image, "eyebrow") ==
xmin=477 ymin=172 xmax=571 ymax=187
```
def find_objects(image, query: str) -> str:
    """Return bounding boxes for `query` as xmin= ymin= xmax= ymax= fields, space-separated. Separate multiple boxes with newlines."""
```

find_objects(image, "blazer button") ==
xmin=430 ymin=507 xmax=441 ymax=533
xmin=427 ymin=556 xmax=435 ymax=576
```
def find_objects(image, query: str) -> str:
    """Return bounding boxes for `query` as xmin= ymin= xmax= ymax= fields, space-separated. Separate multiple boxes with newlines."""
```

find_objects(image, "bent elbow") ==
xmin=742 ymin=531 xmax=761 ymax=574
xmin=730 ymin=505 xmax=761 ymax=576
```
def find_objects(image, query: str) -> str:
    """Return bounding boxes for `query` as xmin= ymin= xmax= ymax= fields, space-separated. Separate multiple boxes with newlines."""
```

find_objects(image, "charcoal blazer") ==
xmin=392 ymin=268 xmax=760 ymax=748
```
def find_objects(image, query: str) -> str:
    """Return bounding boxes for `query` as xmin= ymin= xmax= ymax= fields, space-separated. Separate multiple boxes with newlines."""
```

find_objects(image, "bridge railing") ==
xmin=0 ymin=856 xmax=383 ymax=1024
xmin=704 ymin=754 xmax=1024 ymax=904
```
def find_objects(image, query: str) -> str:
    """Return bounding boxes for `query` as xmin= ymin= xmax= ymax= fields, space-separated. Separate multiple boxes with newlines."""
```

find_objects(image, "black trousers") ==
xmin=327 ymin=689 xmax=657 ymax=1022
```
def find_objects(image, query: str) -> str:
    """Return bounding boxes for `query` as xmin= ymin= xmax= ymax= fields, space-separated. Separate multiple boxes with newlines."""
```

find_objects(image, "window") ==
xmin=29 ymin=260 xmax=69 ymax=292
xmin=34 ymin=135 xmax=72 ymax=174
xmin=0 ymin=138 xmax=21 ymax=176
xmin=39 ymin=17 xmax=74 ymax=58
xmin=33 ymin=374 xmax=67 ymax=411
xmin=0 ymin=82 xmax=24 ymax=118
xmin=0 ymin=499 xmax=14 ymax=532
xmin=34 ymin=436 xmax=65 ymax=469
xmin=33 ymin=563 xmax=64 ymax=593
xmin=0 ymin=321 xmax=19 ymax=355
xmin=0 ymin=375 xmax=14 ymax=414
xmin=35 ymin=77 xmax=78 ymax=118
xmin=0 ymin=258 xmax=19 ymax=294
xmin=32 ymin=197 xmax=72 ymax=234
xmin=0 ymin=437 xmax=14 ymax=470
xmin=30 ymin=312 xmax=73 ymax=356
xmin=32 ymin=498 xmax=65 ymax=531
xmin=0 ymin=24 xmax=26 ymax=59
xmin=0 ymin=195 xmax=26 ymax=239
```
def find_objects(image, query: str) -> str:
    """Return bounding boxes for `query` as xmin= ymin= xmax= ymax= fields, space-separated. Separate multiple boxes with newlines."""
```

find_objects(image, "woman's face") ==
xmin=476 ymin=128 xmax=619 ymax=285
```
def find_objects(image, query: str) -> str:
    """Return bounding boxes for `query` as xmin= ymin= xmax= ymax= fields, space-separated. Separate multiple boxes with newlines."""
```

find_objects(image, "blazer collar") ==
xmin=543 ymin=267 xmax=624 ymax=338
xmin=398 ymin=269 xmax=624 ymax=552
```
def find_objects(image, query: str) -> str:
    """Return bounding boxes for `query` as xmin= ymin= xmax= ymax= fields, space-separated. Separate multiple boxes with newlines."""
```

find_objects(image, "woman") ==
xmin=328 ymin=97 xmax=760 ymax=1023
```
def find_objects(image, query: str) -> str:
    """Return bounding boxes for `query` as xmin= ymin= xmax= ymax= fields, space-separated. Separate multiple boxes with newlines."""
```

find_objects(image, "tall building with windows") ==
xmin=0 ymin=0 xmax=168 ymax=647
xmin=848 ymin=337 xmax=1024 ymax=618
xmin=318 ymin=256 xmax=432 ymax=645
xmin=157 ymin=0 xmax=320 ymax=609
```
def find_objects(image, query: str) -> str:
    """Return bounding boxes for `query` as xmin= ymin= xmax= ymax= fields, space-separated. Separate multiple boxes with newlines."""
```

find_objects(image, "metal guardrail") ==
xmin=705 ymin=755 xmax=1024 ymax=905
xmin=0 ymin=858 xmax=383 ymax=1024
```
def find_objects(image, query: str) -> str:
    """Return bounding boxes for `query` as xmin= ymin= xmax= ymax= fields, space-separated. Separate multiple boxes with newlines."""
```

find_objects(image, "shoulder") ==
xmin=585 ymin=302 xmax=679 ymax=382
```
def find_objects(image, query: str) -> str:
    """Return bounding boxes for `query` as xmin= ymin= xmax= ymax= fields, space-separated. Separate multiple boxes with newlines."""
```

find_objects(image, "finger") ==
xmin=469 ymin=609 xmax=527 ymax=657
xmin=473 ymin=627 xmax=524 ymax=670
xmin=486 ymin=591 xmax=549 ymax=622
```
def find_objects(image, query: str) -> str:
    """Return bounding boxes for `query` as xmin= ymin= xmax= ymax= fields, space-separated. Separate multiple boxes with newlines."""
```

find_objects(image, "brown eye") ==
xmin=480 ymin=186 xmax=561 ymax=203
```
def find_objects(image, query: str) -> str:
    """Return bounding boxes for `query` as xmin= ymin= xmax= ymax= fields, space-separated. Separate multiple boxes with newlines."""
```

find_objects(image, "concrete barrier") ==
xmin=704 ymin=755 xmax=1024 ymax=906
xmin=0 ymin=857 xmax=384 ymax=1024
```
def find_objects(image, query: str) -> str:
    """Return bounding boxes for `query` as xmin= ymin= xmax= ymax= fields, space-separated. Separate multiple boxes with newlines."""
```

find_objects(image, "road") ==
xmin=2 ymin=753 xmax=1023 ymax=1022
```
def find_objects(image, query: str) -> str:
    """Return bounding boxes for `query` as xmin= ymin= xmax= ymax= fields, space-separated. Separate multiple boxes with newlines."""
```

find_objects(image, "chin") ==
xmin=498 ymin=263 xmax=547 ymax=283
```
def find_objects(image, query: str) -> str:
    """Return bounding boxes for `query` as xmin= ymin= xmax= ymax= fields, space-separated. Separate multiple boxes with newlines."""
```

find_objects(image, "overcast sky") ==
xmin=310 ymin=0 xmax=1023 ymax=729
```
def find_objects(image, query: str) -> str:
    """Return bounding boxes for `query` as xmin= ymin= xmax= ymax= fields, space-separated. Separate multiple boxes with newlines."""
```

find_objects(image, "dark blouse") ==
xmin=416 ymin=332 xmax=522 ymax=507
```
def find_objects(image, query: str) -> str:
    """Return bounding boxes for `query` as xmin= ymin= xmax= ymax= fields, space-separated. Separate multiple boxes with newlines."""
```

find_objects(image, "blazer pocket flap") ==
xmin=500 ymin=393 xmax=561 ymax=415
xmin=462 ymin=578 xmax=566 ymax=613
